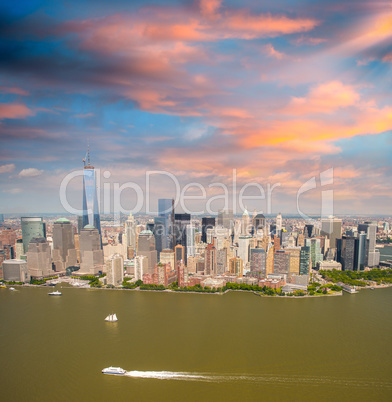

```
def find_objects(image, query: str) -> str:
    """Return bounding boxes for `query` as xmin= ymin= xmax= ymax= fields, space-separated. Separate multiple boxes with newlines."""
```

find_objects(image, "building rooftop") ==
xmin=55 ymin=217 xmax=71 ymax=223
xmin=83 ymin=224 xmax=96 ymax=229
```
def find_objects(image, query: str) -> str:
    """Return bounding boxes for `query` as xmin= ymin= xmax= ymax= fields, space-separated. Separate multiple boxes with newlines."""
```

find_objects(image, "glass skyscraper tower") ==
xmin=82 ymin=147 xmax=101 ymax=235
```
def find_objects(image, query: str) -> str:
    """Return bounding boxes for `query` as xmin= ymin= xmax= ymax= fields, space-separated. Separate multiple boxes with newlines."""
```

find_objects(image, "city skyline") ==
xmin=0 ymin=0 xmax=391 ymax=215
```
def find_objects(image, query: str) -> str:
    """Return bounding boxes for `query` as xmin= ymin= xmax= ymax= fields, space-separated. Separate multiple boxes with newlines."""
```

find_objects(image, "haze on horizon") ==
xmin=0 ymin=0 xmax=391 ymax=215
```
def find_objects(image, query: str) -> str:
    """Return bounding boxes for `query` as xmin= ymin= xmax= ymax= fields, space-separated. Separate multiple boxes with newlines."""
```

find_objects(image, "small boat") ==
xmin=105 ymin=313 xmax=118 ymax=322
xmin=48 ymin=290 xmax=62 ymax=296
xmin=9 ymin=287 xmax=16 ymax=291
xmin=102 ymin=367 xmax=127 ymax=375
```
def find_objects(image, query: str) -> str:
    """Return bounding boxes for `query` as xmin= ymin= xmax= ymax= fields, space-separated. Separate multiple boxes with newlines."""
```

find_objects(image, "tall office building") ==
xmin=254 ymin=214 xmax=266 ymax=234
xmin=217 ymin=209 xmax=234 ymax=231
xmin=134 ymin=255 xmax=146 ymax=281
xmin=274 ymin=251 xmax=290 ymax=275
xmin=358 ymin=221 xmax=380 ymax=267
xmin=174 ymin=213 xmax=191 ymax=263
xmin=124 ymin=212 xmax=136 ymax=250
xmin=276 ymin=213 xmax=282 ymax=234
xmin=356 ymin=232 xmax=367 ymax=270
xmin=204 ymin=244 xmax=217 ymax=275
xmin=137 ymin=230 xmax=157 ymax=274
xmin=27 ymin=237 xmax=54 ymax=278
xmin=21 ymin=217 xmax=46 ymax=253
xmin=201 ymin=217 xmax=215 ymax=243
xmin=79 ymin=226 xmax=104 ymax=275
xmin=238 ymin=236 xmax=251 ymax=267
xmin=305 ymin=238 xmax=323 ymax=269
xmin=250 ymin=248 xmax=266 ymax=278
xmin=241 ymin=208 xmax=250 ymax=235
xmin=229 ymin=257 xmax=243 ymax=277
xmin=0 ymin=213 xmax=4 ymax=223
xmin=154 ymin=199 xmax=174 ymax=256
xmin=337 ymin=236 xmax=356 ymax=271
xmin=106 ymin=254 xmax=124 ymax=286
xmin=321 ymin=216 xmax=342 ymax=249
xmin=82 ymin=146 xmax=101 ymax=236
xmin=175 ymin=244 xmax=185 ymax=267
xmin=299 ymin=246 xmax=311 ymax=275
xmin=52 ymin=218 xmax=78 ymax=272
xmin=216 ymin=248 xmax=227 ymax=275
xmin=159 ymin=249 xmax=175 ymax=270
xmin=304 ymin=224 xmax=314 ymax=238
xmin=186 ymin=224 xmax=195 ymax=258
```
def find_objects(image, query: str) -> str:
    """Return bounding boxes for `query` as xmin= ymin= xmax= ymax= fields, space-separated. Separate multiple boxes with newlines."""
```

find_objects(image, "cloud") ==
xmin=200 ymin=0 xmax=222 ymax=19
xmin=0 ymin=102 xmax=34 ymax=119
xmin=0 ymin=86 xmax=29 ymax=96
xmin=262 ymin=43 xmax=285 ymax=59
xmin=3 ymin=188 xmax=22 ymax=194
xmin=292 ymin=36 xmax=327 ymax=46
xmin=73 ymin=112 xmax=94 ymax=118
xmin=18 ymin=168 xmax=44 ymax=177
xmin=284 ymin=81 xmax=360 ymax=115
xmin=0 ymin=163 xmax=15 ymax=174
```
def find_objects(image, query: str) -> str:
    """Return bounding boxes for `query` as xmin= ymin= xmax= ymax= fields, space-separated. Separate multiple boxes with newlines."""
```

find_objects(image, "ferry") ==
xmin=9 ymin=287 xmax=16 ymax=291
xmin=48 ymin=290 xmax=62 ymax=296
xmin=102 ymin=367 xmax=127 ymax=375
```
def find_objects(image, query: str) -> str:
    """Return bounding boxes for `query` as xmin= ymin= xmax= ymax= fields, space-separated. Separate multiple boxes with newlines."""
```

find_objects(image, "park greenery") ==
xmin=320 ymin=268 xmax=392 ymax=286
xmin=30 ymin=275 xmax=59 ymax=285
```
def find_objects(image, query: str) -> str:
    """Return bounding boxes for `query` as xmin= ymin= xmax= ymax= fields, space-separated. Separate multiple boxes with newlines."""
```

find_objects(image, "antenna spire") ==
xmin=87 ymin=140 xmax=91 ymax=166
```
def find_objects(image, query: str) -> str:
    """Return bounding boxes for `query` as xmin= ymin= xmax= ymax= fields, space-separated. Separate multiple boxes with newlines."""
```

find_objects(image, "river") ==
xmin=1 ymin=285 xmax=392 ymax=401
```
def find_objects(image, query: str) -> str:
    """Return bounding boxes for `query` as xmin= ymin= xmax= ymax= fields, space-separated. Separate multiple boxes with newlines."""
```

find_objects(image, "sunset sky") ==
xmin=0 ymin=0 xmax=391 ymax=215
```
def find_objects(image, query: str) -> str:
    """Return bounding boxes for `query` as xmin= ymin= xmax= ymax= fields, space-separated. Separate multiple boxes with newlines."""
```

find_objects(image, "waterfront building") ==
xmin=160 ymin=249 xmax=175 ymax=270
xmin=137 ymin=230 xmax=157 ymax=274
xmin=79 ymin=225 xmax=104 ymax=275
xmin=27 ymin=237 xmax=54 ymax=278
xmin=238 ymin=236 xmax=251 ymax=267
xmin=358 ymin=221 xmax=380 ymax=267
xmin=285 ymin=247 xmax=301 ymax=277
xmin=250 ymin=248 xmax=266 ymax=278
xmin=3 ymin=259 xmax=30 ymax=283
xmin=274 ymin=251 xmax=290 ymax=275
xmin=229 ymin=257 xmax=243 ymax=277
xmin=106 ymin=254 xmax=124 ymax=286
xmin=216 ymin=248 xmax=227 ymax=275
xmin=133 ymin=255 xmax=146 ymax=281
xmin=356 ymin=232 xmax=367 ymax=270
xmin=52 ymin=218 xmax=78 ymax=272
xmin=204 ymin=244 xmax=217 ymax=275
xmin=21 ymin=217 xmax=45 ymax=253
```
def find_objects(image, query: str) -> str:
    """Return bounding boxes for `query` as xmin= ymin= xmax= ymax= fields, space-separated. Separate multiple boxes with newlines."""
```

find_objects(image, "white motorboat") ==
xmin=102 ymin=367 xmax=127 ymax=375
xmin=9 ymin=287 xmax=16 ymax=291
xmin=48 ymin=290 xmax=62 ymax=296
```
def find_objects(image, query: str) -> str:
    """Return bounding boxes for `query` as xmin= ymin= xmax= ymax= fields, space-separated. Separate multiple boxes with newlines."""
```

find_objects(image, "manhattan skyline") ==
xmin=0 ymin=0 xmax=391 ymax=215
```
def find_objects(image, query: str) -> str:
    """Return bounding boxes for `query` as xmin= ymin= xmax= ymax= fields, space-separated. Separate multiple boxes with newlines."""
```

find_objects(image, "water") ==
xmin=1 ymin=286 xmax=392 ymax=401
xmin=380 ymin=245 xmax=392 ymax=261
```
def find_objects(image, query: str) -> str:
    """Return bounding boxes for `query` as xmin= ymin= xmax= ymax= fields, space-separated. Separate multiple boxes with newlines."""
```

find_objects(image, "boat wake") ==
xmin=122 ymin=371 xmax=392 ymax=388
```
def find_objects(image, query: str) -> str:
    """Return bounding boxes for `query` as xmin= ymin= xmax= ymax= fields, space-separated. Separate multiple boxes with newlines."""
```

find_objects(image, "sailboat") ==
xmin=105 ymin=313 xmax=118 ymax=322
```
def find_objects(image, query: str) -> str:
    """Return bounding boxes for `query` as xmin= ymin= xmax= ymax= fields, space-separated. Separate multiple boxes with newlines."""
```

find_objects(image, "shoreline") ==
xmin=4 ymin=280 xmax=392 ymax=298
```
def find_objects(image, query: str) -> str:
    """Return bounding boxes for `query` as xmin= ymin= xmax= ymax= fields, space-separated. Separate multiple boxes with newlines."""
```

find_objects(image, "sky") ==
xmin=0 ymin=0 xmax=391 ymax=216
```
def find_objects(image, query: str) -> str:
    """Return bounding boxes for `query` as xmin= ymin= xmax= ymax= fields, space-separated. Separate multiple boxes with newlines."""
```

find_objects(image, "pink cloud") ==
xmin=262 ymin=43 xmax=285 ymax=59
xmin=0 ymin=86 xmax=29 ymax=96
xmin=0 ymin=102 xmax=34 ymax=119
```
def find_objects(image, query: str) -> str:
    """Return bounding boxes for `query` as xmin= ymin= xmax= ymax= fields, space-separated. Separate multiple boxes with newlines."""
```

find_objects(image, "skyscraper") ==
xmin=299 ymin=246 xmax=311 ymax=275
xmin=321 ymin=216 xmax=342 ymax=249
xmin=21 ymin=217 xmax=46 ymax=253
xmin=217 ymin=209 xmax=234 ymax=231
xmin=241 ymin=208 xmax=250 ymax=235
xmin=124 ymin=212 xmax=136 ymax=250
xmin=358 ymin=221 xmax=380 ymax=267
xmin=186 ymin=224 xmax=195 ymax=258
xmin=337 ymin=236 xmax=356 ymax=271
xmin=174 ymin=213 xmax=191 ymax=263
xmin=52 ymin=218 xmax=78 ymax=272
xmin=201 ymin=217 xmax=215 ymax=243
xmin=276 ymin=213 xmax=282 ymax=234
xmin=27 ymin=237 xmax=54 ymax=278
xmin=106 ymin=254 xmax=124 ymax=286
xmin=82 ymin=146 xmax=101 ymax=236
xmin=154 ymin=199 xmax=174 ymax=256
xmin=79 ymin=225 xmax=104 ymax=275
xmin=250 ymin=248 xmax=266 ymax=278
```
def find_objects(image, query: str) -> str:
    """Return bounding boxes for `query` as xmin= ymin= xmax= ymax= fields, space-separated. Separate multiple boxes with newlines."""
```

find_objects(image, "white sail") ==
xmin=113 ymin=314 xmax=118 ymax=321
